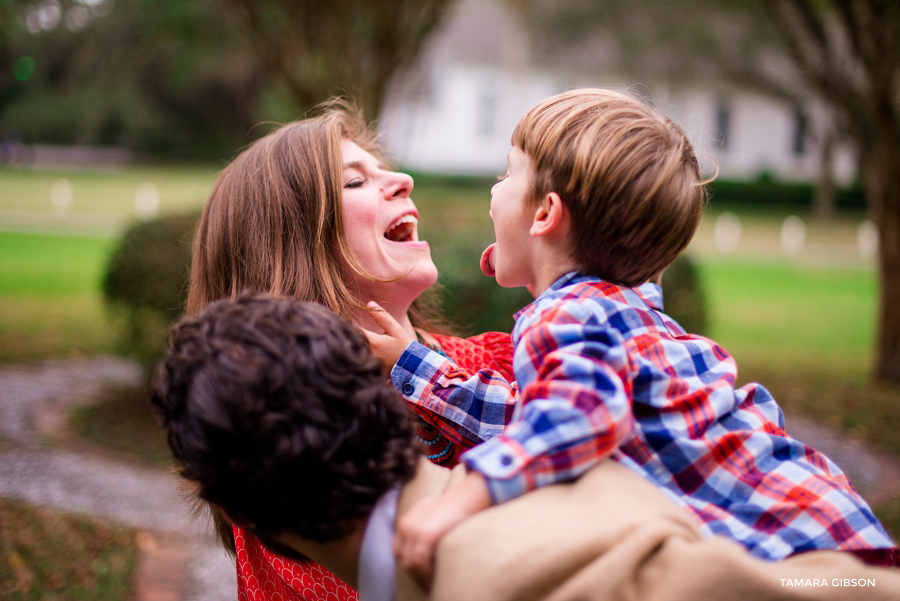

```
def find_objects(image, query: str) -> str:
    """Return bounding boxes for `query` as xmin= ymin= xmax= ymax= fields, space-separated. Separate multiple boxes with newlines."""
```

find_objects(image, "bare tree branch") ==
xmin=787 ymin=0 xmax=831 ymax=57
xmin=832 ymin=0 xmax=865 ymax=62
xmin=215 ymin=0 xmax=455 ymax=119
xmin=765 ymin=0 xmax=866 ymax=124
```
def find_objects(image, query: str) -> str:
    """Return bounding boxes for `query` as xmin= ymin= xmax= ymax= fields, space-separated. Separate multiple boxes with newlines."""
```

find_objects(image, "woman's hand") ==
xmin=363 ymin=301 xmax=414 ymax=374
xmin=393 ymin=471 xmax=492 ymax=589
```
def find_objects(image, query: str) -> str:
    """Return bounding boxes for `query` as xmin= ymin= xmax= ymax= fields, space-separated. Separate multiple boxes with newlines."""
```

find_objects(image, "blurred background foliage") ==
xmin=0 ymin=0 xmax=453 ymax=158
xmin=1 ymin=0 xmax=261 ymax=158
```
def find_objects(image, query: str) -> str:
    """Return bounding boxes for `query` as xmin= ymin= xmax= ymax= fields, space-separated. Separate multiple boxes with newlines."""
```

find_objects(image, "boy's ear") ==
xmin=530 ymin=192 xmax=568 ymax=237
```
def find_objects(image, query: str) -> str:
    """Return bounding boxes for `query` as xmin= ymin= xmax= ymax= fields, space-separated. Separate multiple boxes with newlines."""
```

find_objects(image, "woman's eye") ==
xmin=496 ymin=174 xmax=509 ymax=182
xmin=344 ymin=178 xmax=365 ymax=189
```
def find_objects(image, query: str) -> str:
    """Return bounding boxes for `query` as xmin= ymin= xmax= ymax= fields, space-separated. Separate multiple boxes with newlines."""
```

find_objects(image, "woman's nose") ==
xmin=382 ymin=171 xmax=414 ymax=200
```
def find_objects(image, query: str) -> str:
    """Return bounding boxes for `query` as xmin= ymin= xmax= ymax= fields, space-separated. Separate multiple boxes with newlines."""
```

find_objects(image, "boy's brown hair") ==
xmin=512 ymin=88 xmax=708 ymax=287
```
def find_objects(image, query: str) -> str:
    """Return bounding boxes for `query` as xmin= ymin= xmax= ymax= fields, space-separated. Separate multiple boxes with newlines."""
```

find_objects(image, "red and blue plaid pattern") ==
xmin=392 ymin=272 xmax=898 ymax=562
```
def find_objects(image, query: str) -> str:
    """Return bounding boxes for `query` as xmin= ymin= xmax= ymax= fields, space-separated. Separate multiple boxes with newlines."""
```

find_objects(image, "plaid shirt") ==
xmin=392 ymin=271 xmax=897 ymax=561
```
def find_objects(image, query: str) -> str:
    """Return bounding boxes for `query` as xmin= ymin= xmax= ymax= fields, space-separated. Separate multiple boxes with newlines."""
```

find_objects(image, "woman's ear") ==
xmin=530 ymin=192 xmax=568 ymax=237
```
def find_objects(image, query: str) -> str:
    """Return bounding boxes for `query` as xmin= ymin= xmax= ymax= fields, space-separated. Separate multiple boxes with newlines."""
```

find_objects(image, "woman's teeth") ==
xmin=384 ymin=215 xmax=417 ymax=242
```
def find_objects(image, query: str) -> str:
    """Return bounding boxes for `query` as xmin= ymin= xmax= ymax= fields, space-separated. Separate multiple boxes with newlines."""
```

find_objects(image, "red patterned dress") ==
xmin=235 ymin=331 xmax=514 ymax=601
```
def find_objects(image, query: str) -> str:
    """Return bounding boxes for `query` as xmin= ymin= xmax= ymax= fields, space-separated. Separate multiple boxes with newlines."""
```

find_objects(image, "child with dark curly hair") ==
xmin=151 ymin=294 xmax=420 ymax=584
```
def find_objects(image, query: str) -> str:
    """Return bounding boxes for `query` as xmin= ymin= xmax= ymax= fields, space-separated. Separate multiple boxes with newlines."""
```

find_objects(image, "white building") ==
xmin=380 ymin=0 xmax=856 ymax=184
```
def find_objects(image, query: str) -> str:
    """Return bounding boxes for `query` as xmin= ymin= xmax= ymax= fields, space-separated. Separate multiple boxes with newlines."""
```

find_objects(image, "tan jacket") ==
xmin=394 ymin=459 xmax=900 ymax=601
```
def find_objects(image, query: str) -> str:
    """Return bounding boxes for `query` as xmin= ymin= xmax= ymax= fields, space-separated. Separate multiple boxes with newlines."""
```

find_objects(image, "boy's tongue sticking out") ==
xmin=480 ymin=243 xmax=496 ymax=277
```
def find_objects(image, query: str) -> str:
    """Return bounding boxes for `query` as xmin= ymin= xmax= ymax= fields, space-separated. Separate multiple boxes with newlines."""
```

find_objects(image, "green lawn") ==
xmin=0 ymin=165 xmax=217 ymax=236
xmin=694 ymin=260 xmax=900 ymax=459
xmin=0 ymin=232 xmax=119 ymax=362
xmin=0 ymin=231 xmax=115 ymax=296
xmin=0 ymin=165 xmax=218 ymax=214
xmin=699 ymin=260 xmax=876 ymax=378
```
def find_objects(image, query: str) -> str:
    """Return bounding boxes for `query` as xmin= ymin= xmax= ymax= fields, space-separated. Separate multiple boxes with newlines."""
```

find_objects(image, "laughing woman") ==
xmin=186 ymin=102 xmax=514 ymax=601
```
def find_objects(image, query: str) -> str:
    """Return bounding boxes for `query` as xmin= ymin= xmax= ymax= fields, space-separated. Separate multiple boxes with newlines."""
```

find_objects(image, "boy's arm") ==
xmin=463 ymin=302 xmax=636 ymax=504
xmin=393 ymin=470 xmax=491 ymax=588
xmin=365 ymin=299 xmax=519 ymax=445
xmin=392 ymin=342 xmax=518 ymax=444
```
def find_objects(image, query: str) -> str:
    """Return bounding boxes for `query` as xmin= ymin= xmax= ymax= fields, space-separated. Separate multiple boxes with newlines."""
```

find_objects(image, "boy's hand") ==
xmin=363 ymin=302 xmax=414 ymax=374
xmin=393 ymin=471 xmax=492 ymax=589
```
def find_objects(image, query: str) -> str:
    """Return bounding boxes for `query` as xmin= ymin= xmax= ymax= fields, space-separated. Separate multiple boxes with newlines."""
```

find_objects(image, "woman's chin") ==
xmin=401 ymin=265 xmax=440 ymax=308
xmin=404 ymin=261 xmax=439 ymax=296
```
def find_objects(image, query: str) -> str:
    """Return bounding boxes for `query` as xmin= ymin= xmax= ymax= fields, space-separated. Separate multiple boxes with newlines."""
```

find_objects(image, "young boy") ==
xmin=366 ymin=88 xmax=898 ymax=581
xmin=154 ymin=293 xmax=900 ymax=601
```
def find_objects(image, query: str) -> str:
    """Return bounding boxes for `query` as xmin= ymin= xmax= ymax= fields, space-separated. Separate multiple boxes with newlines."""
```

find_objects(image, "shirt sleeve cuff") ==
xmin=461 ymin=435 xmax=532 ymax=504
xmin=390 ymin=340 xmax=450 ymax=403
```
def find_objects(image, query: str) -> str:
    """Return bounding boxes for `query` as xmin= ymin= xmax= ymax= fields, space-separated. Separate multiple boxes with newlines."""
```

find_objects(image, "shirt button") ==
xmin=401 ymin=382 xmax=415 ymax=395
xmin=500 ymin=455 xmax=513 ymax=466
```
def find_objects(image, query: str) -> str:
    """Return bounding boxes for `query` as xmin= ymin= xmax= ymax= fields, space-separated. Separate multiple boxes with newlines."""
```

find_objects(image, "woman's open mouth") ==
xmin=384 ymin=215 xmax=418 ymax=243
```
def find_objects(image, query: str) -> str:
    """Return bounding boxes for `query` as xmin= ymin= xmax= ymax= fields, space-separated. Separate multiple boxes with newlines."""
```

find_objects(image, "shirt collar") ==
xmin=358 ymin=487 xmax=401 ymax=601
xmin=516 ymin=271 xmax=665 ymax=319
xmin=635 ymin=280 xmax=664 ymax=311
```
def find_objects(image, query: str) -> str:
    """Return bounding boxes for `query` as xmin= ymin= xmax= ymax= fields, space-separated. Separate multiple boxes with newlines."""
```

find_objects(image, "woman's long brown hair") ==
xmin=187 ymin=101 xmax=446 ymax=551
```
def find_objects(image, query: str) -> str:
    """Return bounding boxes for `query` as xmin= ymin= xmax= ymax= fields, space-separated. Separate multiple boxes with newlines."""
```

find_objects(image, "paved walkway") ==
xmin=0 ymin=356 xmax=236 ymax=601
xmin=1 ymin=356 xmax=899 ymax=601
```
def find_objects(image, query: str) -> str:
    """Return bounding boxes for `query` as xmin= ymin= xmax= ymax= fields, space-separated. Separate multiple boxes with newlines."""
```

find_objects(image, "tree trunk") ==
xmin=867 ymin=148 xmax=900 ymax=383
xmin=813 ymin=130 xmax=835 ymax=220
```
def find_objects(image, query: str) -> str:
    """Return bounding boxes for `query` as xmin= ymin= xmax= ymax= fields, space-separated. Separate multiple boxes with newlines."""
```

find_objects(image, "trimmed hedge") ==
xmin=102 ymin=212 xmax=199 ymax=366
xmin=410 ymin=171 xmax=868 ymax=211
xmin=708 ymin=177 xmax=865 ymax=210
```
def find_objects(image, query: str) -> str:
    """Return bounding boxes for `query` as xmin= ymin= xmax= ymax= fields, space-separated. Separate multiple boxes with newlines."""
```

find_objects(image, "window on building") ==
xmin=715 ymin=100 xmax=731 ymax=151
xmin=477 ymin=86 xmax=497 ymax=138
xmin=792 ymin=106 xmax=808 ymax=156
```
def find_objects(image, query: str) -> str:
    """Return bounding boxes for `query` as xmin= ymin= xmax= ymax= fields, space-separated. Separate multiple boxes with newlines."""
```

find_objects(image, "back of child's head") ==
xmin=512 ymin=88 xmax=707 ymax=286
xmin=151 ymin=292 xmax=419 ymax=549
